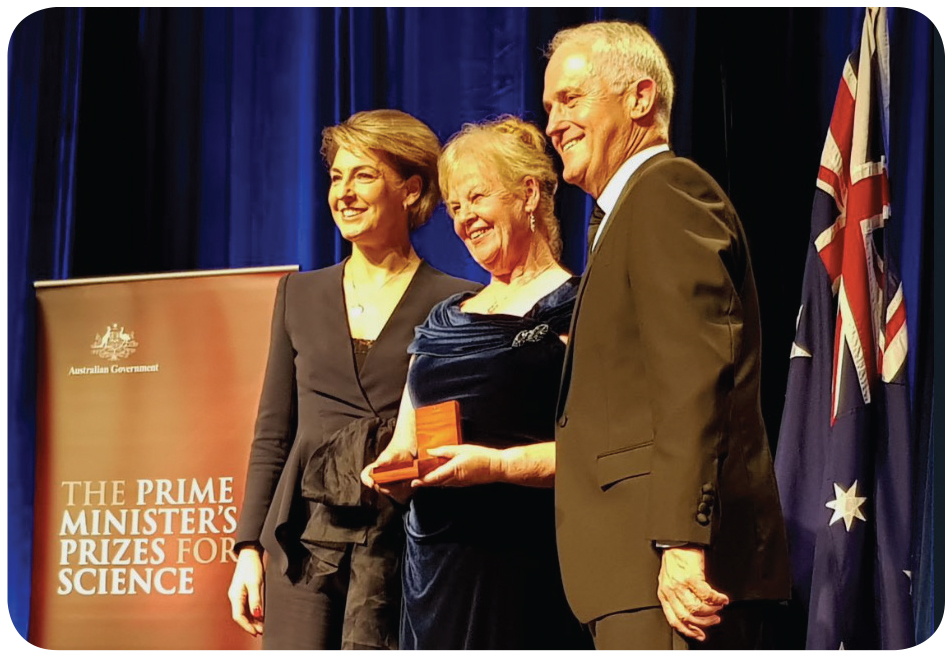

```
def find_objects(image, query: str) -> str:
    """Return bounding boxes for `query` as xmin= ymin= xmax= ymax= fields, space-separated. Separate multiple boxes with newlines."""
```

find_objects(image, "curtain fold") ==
xmin=889 ymin=12 xmax=937 ymax=642
xmin=7 ymin=7 xmax=84 ymax=636
xmin=6 ymin=7 xmax=935 ymax=643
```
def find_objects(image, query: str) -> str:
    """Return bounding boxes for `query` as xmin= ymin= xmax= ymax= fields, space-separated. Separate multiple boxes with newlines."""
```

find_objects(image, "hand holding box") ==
xmin=370 ymin=400 xmax=462 ymax=484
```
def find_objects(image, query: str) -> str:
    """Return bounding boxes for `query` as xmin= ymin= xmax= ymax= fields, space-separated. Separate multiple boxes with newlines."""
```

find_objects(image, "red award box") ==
xmin=370 ymin=399 xmax=462 ymax=484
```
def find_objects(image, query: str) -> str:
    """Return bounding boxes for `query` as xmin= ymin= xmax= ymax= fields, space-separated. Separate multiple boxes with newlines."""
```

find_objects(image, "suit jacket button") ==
xmin=701 ymin=483 xmax=715 ymax=494
xmin=702 ymin=493 xmax=715 ymax=504
xmin=698 ymin=502 xmax=709 ymax=513
xmin=558 ymin=415 xmax=568 ymax=428
xmin=696 ymin=513 xmax=710 ymax=526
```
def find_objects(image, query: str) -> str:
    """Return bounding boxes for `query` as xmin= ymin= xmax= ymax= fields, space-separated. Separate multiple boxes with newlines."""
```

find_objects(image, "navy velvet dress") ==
xmin=401 ymin=278 xmax=592 ymax=649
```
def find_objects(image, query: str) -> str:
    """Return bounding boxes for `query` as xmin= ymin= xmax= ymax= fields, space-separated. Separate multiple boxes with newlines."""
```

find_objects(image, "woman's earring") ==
xmin=529 ymin=213 xmax=536 ymax=233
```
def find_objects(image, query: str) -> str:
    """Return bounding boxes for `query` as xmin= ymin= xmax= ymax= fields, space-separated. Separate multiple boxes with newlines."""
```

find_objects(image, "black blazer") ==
xmin=554 ymin=152 xmax=791 ymax=623
xmin=236 ymin=261 xmax=479 ymax=569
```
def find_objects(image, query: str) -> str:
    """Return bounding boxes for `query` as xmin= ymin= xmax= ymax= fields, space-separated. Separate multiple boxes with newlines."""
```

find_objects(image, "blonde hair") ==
xmin=547 ymin=21 xmax=675 ymax=140
xmin=439 ymin=115 xmax=562 ymax=259
xmin=321 ymin=109 xmax=441 ymax=230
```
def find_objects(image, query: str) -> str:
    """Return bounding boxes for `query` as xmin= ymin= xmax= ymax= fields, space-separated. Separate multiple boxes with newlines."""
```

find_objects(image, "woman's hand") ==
xmin=227 ymin=546 xmax=264 ymax=636
xmin=411 ymin=444 xmax=504 ymax=487
xmin=361 ymin=448 xmax=417 ymax=504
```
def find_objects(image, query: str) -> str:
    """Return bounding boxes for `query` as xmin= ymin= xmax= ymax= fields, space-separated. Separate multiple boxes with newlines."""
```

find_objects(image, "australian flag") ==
xmin=774 ymin=7 xmax=914 ymax=650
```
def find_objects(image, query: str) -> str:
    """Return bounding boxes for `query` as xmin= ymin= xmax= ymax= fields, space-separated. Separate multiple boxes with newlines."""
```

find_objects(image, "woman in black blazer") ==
xmin=226 ymin=109 xmax=479 ymax=649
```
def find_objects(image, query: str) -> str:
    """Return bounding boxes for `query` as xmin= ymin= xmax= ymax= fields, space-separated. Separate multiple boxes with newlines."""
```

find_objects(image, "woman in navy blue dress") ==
xmin=363 ymin=116 xmax=592 ymax=649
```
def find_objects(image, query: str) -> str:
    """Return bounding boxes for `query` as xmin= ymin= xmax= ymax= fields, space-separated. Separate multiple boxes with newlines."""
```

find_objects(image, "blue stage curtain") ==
xmin=6 ymin=7 xmax=936 ymax=643
xmin=7 ymin=7 xmax=84 ymax=637
xmin=887 ymin=9 xmax=939 ymax=643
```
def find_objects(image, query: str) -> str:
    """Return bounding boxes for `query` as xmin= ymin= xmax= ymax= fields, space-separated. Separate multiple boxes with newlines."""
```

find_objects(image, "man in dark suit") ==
xmin=543 ymin=21 xmax=791 ymax=649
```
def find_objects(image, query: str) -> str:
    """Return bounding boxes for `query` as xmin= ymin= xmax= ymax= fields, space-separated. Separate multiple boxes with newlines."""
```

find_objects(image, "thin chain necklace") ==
xmin=347 ymin=257 xmax=416 ymax=318
xmin=485 ymin=262 xmax=557 ymax=314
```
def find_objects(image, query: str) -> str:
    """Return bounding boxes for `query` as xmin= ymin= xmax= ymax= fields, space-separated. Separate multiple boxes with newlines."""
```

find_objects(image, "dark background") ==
xmin=7 ymin=7 xmax=939 ymax=644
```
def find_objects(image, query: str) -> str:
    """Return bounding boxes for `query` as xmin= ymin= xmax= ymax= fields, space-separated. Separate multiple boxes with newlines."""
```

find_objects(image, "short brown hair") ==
xmin=321 ymin=109 xmax=441 ymax=230
xmin=439 ymin=115 xmax=562 ymax=259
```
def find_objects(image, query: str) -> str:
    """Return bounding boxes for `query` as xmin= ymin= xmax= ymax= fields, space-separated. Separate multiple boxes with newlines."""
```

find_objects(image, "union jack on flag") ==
xmin=774 ymin=7 xmax=914 ymax=649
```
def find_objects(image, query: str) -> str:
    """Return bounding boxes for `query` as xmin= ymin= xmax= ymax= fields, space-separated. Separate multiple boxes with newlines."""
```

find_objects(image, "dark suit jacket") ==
xmin=235 ymin=261 xmax=479 ymax=571
xmin=554 ymin=151 xmax=791 ymax=623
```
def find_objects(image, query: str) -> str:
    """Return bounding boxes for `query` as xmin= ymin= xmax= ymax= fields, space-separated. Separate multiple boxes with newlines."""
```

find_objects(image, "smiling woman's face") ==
xmin=328 ymin=147 xmax=409 ymax=246
xmin=444 ymin=161 xmax=531 ymax=276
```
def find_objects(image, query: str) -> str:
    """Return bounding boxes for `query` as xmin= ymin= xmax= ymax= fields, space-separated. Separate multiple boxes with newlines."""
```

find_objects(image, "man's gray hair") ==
xmin=546 ymin=21 xmax=675 ymax=139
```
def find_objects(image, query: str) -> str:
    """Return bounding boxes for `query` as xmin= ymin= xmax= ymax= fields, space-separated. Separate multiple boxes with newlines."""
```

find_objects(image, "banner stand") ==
xmin=29 ymin=266 xmax=296 ymax=649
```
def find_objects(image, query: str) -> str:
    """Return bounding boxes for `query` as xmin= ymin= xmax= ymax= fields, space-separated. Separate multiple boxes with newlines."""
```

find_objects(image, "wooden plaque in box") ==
xmin=371 ymin=400 xmax=461 ymax=484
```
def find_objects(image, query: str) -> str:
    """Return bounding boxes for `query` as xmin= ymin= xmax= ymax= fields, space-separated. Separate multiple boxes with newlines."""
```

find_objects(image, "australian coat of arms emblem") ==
xmin=90 ymin=324 xmax=138 ymax=361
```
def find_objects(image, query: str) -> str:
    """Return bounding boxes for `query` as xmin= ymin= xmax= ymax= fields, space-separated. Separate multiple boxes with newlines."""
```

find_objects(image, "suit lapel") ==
xmin=555 ymin=151 xmax=675 ymax=417
xmin=590 ymin=150 xmax=674 ymax=259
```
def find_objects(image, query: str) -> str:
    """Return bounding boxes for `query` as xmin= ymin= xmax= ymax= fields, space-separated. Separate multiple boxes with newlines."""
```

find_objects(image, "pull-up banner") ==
xmin=30 ymin=266 xmax=296 ymax=649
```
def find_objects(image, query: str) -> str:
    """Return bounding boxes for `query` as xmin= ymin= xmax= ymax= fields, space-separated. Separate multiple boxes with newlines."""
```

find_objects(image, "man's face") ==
xmin=543 ymin=43 xmax=636 ymax=198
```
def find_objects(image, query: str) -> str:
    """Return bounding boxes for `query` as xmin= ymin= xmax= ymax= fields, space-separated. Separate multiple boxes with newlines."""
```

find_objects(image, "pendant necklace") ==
xmin=485 ymin=262 xmax=557 ymax=314
xmin=348 ymin=258 xmax=415 ymax=318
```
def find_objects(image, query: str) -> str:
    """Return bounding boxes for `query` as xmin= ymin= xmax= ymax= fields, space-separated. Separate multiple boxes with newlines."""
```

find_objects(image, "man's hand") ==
xmin=657 ymin=546 xmax=729 ymax=641
xmin=410 ymin=444 xmax=503 ymax=487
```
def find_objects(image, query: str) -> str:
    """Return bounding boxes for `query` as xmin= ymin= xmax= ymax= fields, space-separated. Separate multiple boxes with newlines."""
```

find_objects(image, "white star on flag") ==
xmin=826 ymin=481 xmax=867 ymax=531
xmin=790 ymin=305 xmax=813 ymax=359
